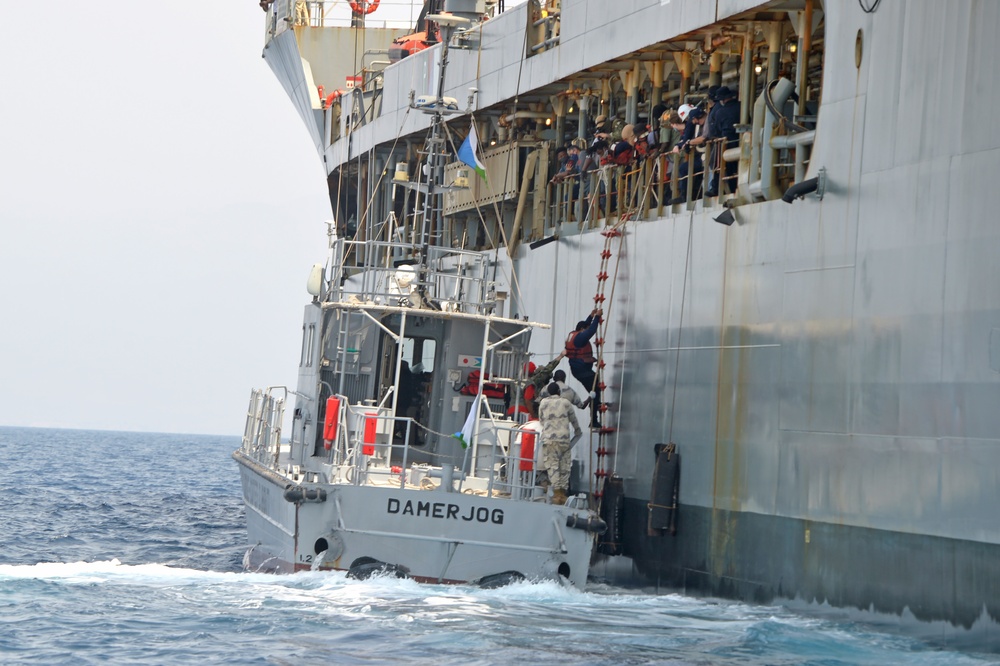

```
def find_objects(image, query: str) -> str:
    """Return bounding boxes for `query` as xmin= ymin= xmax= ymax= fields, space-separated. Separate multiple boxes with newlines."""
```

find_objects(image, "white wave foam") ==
xmin=0 ymin=560 xmax=273 ymax=585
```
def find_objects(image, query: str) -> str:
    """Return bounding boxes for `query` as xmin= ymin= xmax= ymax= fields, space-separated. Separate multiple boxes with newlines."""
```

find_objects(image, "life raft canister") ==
xmin=349 ymin=0 xmax=380 ymax=14
xmin=322 ymin=396 xmax=340 ymax=449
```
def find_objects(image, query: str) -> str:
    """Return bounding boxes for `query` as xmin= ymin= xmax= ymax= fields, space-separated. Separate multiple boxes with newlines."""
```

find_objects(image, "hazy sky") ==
xmin=0 ymin=2 xmax=332 ymax=435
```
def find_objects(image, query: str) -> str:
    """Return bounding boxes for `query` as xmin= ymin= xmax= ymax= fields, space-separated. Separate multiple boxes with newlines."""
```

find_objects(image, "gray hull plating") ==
xmin=616 ymin=498 xmax=1000 ymax=630
xmin=502 ymin=2 xmax=1000 ymax=628
xmin=512 ymin=187 xmax=1000 ymax=628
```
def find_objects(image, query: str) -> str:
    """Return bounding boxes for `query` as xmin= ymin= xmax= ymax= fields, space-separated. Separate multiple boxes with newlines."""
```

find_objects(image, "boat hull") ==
xmin=236 ymin=453 xmax=596 ymax=588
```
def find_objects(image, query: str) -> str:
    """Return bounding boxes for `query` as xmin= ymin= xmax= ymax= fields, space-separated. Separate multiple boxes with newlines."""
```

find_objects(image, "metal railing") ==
xmin=545 ymin=138 xmax=748 ymax=228
xmin=276 ymin=0 xmax=509 ymax=31
xmin=528 ymin=1 xmax=561 ymax=55
xmin=242 ymin=388 xmax=286 ymax=467
xmin=324 ymin=399 xmax=545 ymax=501
xmin=324 ymin=239 xmax=496 ymax=315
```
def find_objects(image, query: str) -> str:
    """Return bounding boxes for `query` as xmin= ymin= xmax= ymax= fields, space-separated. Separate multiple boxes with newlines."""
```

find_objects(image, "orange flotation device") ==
xmin=349 ymin=0 xmax=380 ymax=14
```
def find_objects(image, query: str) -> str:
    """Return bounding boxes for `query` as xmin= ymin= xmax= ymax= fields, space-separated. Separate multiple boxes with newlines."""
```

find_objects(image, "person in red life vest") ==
xmin=507 ymin=361 xmax=537 ymax=420
xmin=566 ymin=308 xmax=603 ymax=428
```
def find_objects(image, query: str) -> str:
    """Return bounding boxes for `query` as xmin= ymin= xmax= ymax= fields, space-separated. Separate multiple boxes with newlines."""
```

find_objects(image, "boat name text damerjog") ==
xmin=387 ymin=498 xmax=503 ymax=524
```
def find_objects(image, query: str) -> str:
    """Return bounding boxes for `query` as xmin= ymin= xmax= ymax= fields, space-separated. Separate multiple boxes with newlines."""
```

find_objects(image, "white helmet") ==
xmin=678 ymin=104 xmax=694 ymax=121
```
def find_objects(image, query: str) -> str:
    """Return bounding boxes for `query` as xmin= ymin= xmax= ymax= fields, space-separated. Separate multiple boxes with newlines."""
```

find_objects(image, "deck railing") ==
xmin=272 ymin=0 xmax=510 ymax=31
xmin=323 ymin=400 xmax=544 ymax=501
xmin=242 ymin=388 xmax=286 ymax=467
xmin=545 ymin=138 xmax=746 ymax=229
xmin=324 ymin=239 xmax=496 ymax=315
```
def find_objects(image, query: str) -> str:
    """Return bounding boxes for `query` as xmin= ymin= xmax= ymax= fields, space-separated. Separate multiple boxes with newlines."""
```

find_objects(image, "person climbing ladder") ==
xmin=565 ymin=307 xmax=603 ymax=428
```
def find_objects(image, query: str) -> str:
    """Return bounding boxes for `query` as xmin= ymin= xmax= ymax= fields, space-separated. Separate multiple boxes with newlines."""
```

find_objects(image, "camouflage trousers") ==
xmin=542 ymin=438 xmax=572 ymax=490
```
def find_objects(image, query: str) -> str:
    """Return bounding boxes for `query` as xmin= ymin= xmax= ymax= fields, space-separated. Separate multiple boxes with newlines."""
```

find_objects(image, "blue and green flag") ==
xmin=457 ymin=124 xmax=487 ymax=183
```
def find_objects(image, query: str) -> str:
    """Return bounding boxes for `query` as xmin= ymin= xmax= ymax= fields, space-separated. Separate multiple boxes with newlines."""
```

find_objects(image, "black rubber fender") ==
xmin=283 ymin=485 xmax=327 ymax=503
xmin=477 ymin=571 xmax=526 ymax=589
xmin=566 ymin=513 xmax=607 ymax=534
xmin=648 ymin=443 xmax=680 ymax=536
xmin=346 ymin=556 xmax=409 ymax=580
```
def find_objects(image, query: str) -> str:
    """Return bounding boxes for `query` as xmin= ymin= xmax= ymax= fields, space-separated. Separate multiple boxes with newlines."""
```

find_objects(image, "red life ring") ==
xmin=349 ymin=0 xmax=380 ymax=14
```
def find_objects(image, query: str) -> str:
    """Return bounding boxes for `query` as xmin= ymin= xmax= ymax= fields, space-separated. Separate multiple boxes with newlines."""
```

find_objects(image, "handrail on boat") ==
xmin=322 ymin=238 xmax=497 ymax=315
xmin=314 ymin=398 xmax=545 ymax=501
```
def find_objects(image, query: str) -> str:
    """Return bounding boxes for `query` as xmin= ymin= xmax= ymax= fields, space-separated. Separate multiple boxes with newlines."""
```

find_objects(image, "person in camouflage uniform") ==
xmin=538 ymin=383 xmax=583 ymax=505
xmin=522 ymin=351 xmax=564 ymax=419
xmin=552 ymin=369 xmax=588 ymax=410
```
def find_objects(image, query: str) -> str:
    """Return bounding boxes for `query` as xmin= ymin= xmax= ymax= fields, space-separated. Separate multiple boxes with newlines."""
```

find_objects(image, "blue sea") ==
xmin=0 ymin=427 xmax=997 ymax=665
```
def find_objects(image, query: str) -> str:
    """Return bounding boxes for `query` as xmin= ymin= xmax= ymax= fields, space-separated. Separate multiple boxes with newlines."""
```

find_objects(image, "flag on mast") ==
xmin=457 ymin=124 xmax=488 ymax=183
xmin=452 ymin=394 xmax=481 ymax=449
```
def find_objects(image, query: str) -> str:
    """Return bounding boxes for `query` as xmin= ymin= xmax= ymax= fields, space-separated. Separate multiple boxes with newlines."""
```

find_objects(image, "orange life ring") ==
xmin=349 ymin=0 xmax=380 ymax=14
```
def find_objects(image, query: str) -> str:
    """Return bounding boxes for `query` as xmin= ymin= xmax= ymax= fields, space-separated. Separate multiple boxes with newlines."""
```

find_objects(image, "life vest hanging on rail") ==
xmin=349 ymin=0 xmax=380 ymax=14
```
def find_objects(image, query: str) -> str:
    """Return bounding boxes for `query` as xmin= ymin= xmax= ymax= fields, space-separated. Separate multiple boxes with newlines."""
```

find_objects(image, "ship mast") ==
xmin=410 ymin=9 xmax=471 ymax=295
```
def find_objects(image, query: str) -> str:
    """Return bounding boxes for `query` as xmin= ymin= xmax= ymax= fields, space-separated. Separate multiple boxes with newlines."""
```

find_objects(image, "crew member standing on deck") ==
xmin=538 ymin=383 xmax=582 ymax=505
xmin=565 ymin=308 xmax=602 ymax=428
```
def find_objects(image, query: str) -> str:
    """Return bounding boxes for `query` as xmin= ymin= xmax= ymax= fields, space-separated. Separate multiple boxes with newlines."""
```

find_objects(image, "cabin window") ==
xmin=305 ymin=324 xmax=316 ymax=367
xmin=400 ymin=337 xmax=437 ymax=373
xmin=388 ymin=336 xmax=438 ymax=448
xmin=299 ymin=325 xmax=308 ymax=367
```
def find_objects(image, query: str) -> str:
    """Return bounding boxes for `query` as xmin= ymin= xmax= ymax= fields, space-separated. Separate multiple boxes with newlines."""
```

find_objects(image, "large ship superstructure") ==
xmin=245 ymin=0 xmax=1000 ymax=632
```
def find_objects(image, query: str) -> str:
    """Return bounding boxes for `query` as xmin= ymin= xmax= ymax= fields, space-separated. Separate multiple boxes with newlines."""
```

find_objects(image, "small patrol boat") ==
xmin=233 ymin=9 xmax=604 ymax=587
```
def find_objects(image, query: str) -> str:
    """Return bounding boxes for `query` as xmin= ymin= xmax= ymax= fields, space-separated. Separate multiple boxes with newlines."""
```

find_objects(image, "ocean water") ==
xmin=0 ymin=427 xmax=996 ymax=665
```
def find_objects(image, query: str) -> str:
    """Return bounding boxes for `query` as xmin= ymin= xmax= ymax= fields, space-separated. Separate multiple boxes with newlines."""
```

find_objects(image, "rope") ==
xmin=585 ymin=159 xmax=656 ymax=502
xmin=666 ymin=214 xmax=694 ymax=444
xmin=358 ymin=106 xmax=412 ymax=240
xmin=764 ymin=78 xmax=809 ymax=134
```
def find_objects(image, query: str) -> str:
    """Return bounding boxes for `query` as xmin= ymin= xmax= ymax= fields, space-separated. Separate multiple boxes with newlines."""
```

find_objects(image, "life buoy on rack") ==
xmin=349 ymin=0 xmax=380 ymax=15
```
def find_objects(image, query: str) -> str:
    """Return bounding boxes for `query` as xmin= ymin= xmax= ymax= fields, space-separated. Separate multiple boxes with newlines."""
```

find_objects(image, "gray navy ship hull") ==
xmin=254 ymin=0 xmax=1000 ymax=634
xmin=514 ymin=186 xmax=1000 ymax=629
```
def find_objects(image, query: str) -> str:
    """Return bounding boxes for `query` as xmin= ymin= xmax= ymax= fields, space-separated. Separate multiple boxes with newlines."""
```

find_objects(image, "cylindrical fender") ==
xmin=566 ymin=513 xmax=608 ymax=534
xmin=283 ymin=486 xmax=327 ymax=504
xmin=647 ymin=442 xmax=681 ymax=536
